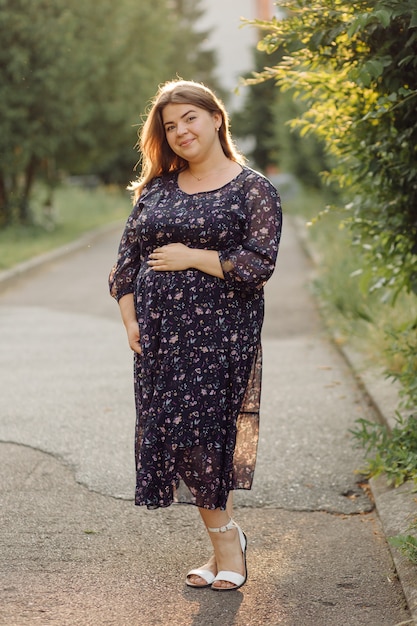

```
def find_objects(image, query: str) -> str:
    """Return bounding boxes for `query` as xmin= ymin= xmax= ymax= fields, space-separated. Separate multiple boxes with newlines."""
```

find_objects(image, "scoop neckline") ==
xmin=174 ymin=166 xmax=248 ymax=196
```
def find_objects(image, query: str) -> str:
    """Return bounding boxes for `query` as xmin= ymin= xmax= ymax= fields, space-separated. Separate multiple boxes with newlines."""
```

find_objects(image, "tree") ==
xmin=91 ymin=0 xmax=224 ymax=185
xmin=165 ymin=0 xmax=223 ymax=95
xmin=63 ymin=0 xmax=179 ymax=185
xmin=0 ymin=0 xmax=221 ymax=225
xmin=244 ymin=0 xmax=417 ymax=298
xmin=0 ymin=0 xmax=83 ymax=223
xmin=234 ymin=47 xmax=329 ymax=188
xmin=233 ymin=49 xmax=284 ymax=171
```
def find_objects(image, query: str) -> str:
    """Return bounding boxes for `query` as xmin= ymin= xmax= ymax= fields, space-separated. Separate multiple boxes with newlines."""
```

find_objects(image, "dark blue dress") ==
xmin=109 ymin=167 xmax=282 ymax=510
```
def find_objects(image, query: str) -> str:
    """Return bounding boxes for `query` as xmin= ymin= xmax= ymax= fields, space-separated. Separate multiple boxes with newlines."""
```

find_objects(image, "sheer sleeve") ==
xmin=218 ymin=174 xmax=282 ymax=293
xmin=108 ymin=199 xmax=143 ymax=301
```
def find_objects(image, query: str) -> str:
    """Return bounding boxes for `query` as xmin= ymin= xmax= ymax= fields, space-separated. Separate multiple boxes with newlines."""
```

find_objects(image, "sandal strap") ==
xmin=186 ymin=568 xmax=216 ymax=585
xmin=213 ymin=570 xmax=246 ymax=587
xmin=207 ymin=519 xmax=235 ymax=533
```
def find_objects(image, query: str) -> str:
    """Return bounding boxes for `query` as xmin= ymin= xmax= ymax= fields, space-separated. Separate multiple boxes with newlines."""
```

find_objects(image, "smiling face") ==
xmin=162 ymin=103 xmax=222 ymax=164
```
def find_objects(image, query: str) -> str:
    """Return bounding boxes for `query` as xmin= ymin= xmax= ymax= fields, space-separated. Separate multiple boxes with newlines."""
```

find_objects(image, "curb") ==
xmin=341 ymin=346 xmax=417 ymax=624
xmin=0 ymin=220 xmax=124 ymax=294
xmin=293 ymin=214 xmax=417 ymax=624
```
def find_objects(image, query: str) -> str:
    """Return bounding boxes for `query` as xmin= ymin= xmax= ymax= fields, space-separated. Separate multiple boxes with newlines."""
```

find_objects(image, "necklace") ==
xmin=188 ymin=164 xmax=231 ymax=182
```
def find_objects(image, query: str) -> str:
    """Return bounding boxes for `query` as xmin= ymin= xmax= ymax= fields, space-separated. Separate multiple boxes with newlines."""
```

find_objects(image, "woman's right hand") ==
xmin=126 ymin=321 xmax=141 ymax=354
xmin=118 ymin=294 xmax=141 ymax=354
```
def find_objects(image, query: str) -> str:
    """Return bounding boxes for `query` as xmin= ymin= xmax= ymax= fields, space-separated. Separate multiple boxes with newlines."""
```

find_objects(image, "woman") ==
xmin=109 ymin=79 xmax=282 ymax=591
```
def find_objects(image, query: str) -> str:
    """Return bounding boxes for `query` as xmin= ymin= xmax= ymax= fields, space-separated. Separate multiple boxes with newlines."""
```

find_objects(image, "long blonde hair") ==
xmin=130 ymin=79 xmax=245 ymax=200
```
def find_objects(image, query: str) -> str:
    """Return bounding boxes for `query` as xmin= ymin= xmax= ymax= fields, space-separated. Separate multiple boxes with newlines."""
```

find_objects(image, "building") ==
xmin=198 ymin=0 xmax=276 ymax=110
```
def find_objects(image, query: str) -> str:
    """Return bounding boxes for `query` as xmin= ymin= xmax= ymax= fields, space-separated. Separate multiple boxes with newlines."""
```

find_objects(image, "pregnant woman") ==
xmin=109 ymin=79 xmax=282 ymax=591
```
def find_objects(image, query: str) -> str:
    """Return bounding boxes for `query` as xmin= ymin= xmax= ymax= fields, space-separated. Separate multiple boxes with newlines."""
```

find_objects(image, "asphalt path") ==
xmin=0 ymin=217 xmax=411 ymax=625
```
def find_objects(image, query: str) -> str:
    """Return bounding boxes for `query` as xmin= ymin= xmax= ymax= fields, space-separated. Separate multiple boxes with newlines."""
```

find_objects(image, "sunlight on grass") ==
xmin=0 ymin=184 xmax=131 ymax=270
xmin=286 ymin=187 xmax=417 ymax=374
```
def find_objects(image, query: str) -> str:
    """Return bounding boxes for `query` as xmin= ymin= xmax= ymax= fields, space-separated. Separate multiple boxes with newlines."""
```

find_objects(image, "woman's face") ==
xmin=161 ymin=103 xmax=221 ymax=163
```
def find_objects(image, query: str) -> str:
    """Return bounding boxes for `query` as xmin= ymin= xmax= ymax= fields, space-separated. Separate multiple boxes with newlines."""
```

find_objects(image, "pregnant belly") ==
xmin=136 ymin=268 xmax=235 ymax=356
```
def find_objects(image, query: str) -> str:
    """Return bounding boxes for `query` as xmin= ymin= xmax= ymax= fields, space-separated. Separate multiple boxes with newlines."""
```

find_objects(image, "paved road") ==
xmin=0 ymin=217 xmax=410 ymax=625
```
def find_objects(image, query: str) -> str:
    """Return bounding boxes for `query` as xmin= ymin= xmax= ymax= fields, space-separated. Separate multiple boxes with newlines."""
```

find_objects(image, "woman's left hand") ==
xmin=148 ymin=243 xmax=193 ymax=272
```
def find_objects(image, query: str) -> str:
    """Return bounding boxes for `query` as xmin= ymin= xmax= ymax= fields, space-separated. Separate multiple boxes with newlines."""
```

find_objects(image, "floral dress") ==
xmin=109 ymin=167 xmax=282 ymax=510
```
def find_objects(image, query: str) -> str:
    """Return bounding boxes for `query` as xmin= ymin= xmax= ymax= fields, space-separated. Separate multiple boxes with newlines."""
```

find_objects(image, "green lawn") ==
xmin=286 ymin=187 xmax=417 ymax=375
xmin=0 ymin=184 xmax=131 ymax=270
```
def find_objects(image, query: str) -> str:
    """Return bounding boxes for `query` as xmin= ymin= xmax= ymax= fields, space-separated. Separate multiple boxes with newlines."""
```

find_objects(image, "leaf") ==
xmin=389 ymin=534 xmax=417 ymax=564
xmin=374 ymin=9 xmax=392 ymax=28
xmin=398 ymin=55 xmax=417 ymax=67
xmin=410 ymin=11 xmax=417 ymax=28
xmin=363 ymin=59 xmax=384 ymax=79
xmin=347 ymin=13 xmax=372 ymax=38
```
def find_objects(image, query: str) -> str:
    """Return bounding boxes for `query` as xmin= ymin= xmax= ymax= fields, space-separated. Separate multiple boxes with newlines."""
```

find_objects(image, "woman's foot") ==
xmin=208 ymin=520 xmax=247 ymax=591
xmin=186 ymin=554 xmax=217 ymax=588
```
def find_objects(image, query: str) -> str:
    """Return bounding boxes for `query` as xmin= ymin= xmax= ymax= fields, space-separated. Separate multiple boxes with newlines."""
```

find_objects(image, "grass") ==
xmin=287 ymin=188 xmax=417 ymax=553
xmin=0 ymin=183 xmax=131 ymax=270
xmin=286 ymin=187 xmax=417 ymax=377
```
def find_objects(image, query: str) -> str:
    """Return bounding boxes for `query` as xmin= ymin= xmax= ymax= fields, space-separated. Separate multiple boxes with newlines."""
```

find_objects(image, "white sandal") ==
xmin=185 ymin=567 xmax=216 ymax=588
xmin=207 ymin=519 xmax=248 ymax=592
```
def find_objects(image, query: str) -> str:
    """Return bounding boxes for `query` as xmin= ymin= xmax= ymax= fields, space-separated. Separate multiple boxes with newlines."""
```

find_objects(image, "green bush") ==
xmin=351 ymin=414 xmax=417 ymax=487
xmin=287 ymin=189 xmax=417 ymax=488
